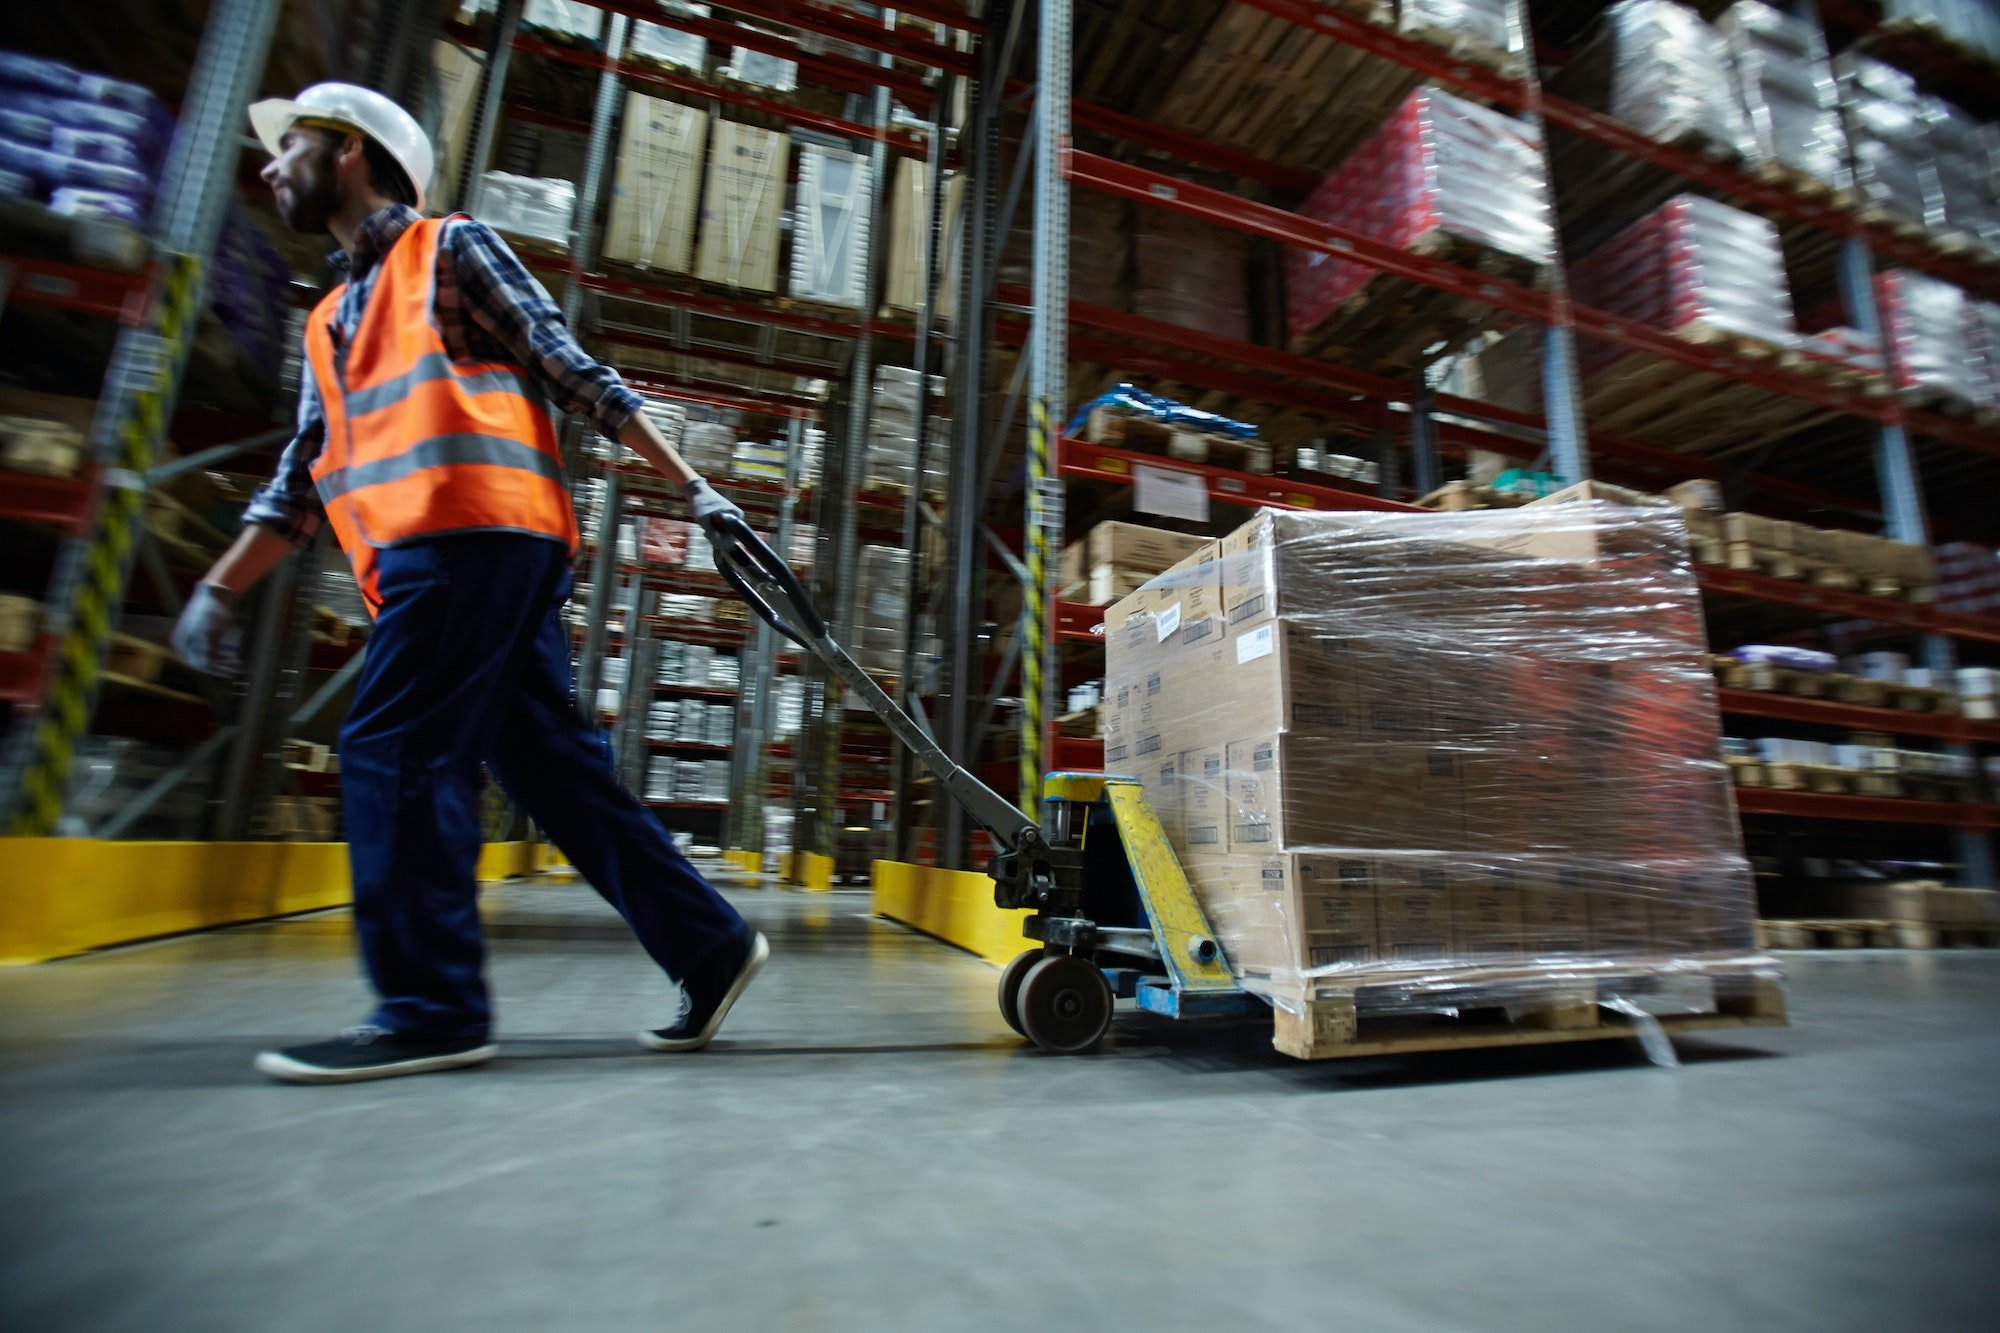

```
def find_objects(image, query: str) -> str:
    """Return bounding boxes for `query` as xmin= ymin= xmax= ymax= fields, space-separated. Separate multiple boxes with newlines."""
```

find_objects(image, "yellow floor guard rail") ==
xmin=870 ymin=859 xmax=1031 ymax=967
xmin=2 ymin=839 xmax=549 ymax=966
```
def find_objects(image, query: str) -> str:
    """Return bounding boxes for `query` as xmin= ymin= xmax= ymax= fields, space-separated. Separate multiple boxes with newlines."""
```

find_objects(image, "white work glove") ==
xmin=170 ymin=582 xmax=242 ymax=676
xmin=684 ymin=477 xmax=745 ymax=545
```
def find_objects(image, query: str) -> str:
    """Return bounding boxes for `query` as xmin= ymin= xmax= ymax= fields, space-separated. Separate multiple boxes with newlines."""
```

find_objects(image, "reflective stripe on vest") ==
xmin=302 ymin=215 xmax=577 ymax=616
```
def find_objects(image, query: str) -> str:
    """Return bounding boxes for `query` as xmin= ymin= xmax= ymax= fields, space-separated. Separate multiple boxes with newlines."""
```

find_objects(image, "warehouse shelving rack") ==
xmin=435 ymin=0 xmax=979 ymax=879
xmin=951 ymin=0 xmax=2000 ymax=883
xmin=0 ymin=0 xmax=289 ymax=834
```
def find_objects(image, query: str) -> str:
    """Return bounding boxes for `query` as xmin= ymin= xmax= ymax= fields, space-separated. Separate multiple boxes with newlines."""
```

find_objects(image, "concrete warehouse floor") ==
xmin=2 ymin=874 xmax=1998 ymax=1332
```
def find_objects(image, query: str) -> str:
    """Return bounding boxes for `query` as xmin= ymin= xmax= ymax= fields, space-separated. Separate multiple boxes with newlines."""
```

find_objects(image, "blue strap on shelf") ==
xmin=1065 ymin=383 xmax=1261 ymax=440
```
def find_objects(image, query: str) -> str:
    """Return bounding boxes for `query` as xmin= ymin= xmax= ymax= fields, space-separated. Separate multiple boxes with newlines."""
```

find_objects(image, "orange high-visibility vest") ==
xmin=302 ymin=215 xmax=578 ymax=615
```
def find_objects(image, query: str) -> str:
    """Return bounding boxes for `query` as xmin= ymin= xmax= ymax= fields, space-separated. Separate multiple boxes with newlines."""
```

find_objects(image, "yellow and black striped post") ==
xmin=1020 ymin=398 xmax=1054 ymax=818
xmin=8 ymin=253 xmax=204 ymax=834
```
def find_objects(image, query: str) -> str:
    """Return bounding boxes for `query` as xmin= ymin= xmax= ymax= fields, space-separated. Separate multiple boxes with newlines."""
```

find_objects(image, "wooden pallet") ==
xmin=1579 ymin=349 xmax=1839 ymax=455
xmin=1758 ymin=918 xmax=2000 ymax=949
xmin=1271 ymin=970 xmax=1786 ymax=1061
xmin=1416 ymin=480 xmax=1538 ymax=512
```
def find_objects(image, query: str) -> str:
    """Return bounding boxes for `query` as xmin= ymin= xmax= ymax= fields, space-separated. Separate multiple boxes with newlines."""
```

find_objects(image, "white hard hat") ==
xmin=249 ymin=83 xmax=434 ymax=212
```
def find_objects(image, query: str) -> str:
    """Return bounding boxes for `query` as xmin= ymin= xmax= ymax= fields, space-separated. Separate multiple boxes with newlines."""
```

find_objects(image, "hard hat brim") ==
xmin=247 ymin=98 xmax=308 ymax=158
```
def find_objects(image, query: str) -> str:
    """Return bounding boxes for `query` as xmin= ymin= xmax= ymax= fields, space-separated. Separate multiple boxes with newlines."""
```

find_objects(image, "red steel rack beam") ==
xmin=0 ymin=468 xmax=95 ymax=535
xmin=1734 ymin=786 xmax=2000 ymax=828
xmin=1051 ymin=91 xmax=1320 ymax=194
xmin=2 ymin=255 xmax=150 ymax=324
xmin=577 ymin=267 xmax=914 ymax=342
xmin=494 ymin=30 xmax=933 ymax=155
xmin=1237 ymin=0 xmax=1529 ymax=111
xmin=1697 ymin=564 xmax=2000 ymax=643
xmin=698 ymin=0 xmax=975 ymax=75
xmin=593 ymin=323 xmax=843 ymax=381
xmin=0 ymin=640 xmax=51 ymax=705
xmin=1717 ymin=686 xmax=2000 ymax=745
xmin=1059 ymin=436 xmax=1418 ymax=513
xmin=617 ymin=368 xmax=823 ymax=414
xmin=571 ymin=0 xmax=936 ymax=105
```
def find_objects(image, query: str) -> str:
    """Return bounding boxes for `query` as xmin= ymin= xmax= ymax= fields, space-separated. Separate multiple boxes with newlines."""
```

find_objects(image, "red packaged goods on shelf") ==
xmin=1935 ymin=543 xmax=2000 ymax=617
xmin=1103 ymin=502 xmax=1775 ymax=1016
xmin=1875 ymin=268 xmax=1982 ymax=412
xmin=638 ymin=517 xmax=694 ymax=567
xmin=1569 ymin=194 xmax=1797 ymax=372
xmin=1284 ymin=86 xmax=1553 ymax=344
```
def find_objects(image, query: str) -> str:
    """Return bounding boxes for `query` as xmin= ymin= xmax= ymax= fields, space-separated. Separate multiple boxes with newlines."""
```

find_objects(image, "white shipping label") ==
xmin=1156 ymin=601 xmax=1182 ymax=642
xmin=1134 ymin=463 xmax=1210 ymax=524
xmin=1236 ymin=624 xmax=1275 ymax=664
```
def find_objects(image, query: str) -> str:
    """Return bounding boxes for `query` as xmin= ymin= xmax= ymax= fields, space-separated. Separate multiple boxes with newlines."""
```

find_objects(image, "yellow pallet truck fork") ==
xmin=713 ymin=515 xmax=1262 ymax=1054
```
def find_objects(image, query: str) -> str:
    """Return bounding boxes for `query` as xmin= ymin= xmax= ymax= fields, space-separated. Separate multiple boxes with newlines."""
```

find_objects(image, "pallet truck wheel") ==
xmin=1018 ymin=955 xmax=1113 ymax=1055
xmin=998 ymin=949 xmax=1043 ymax=1037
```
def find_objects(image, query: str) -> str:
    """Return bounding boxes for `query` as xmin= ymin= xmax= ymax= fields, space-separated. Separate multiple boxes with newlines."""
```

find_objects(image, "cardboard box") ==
xmin=1589 ymin=869 xmax=1653 ymax=956
xmin=1725 ymin=512 xmax=1794 ymax=552
xmin=884 ymin=157 xmax=965 ymax=316
xmin=1060 ymin=522 xmax=1212 ymax=605
xmin=1376 ymin=857 xmax=1455 ymax=962
xmin=694 ymin=121 xmax=787 ymax=291
xmin=1453 ymin=863 xmax=1528 ymax=957
xmin=430 ymin=40 xmax=486 ymax=210
xmin=1523 ymin=866 xmax=1592 ymax=955
xmin=602 ymin=93 xmax=706 ymax=272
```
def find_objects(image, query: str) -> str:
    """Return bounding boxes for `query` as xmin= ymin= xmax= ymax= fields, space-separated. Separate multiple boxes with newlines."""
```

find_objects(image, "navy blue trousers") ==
xmin=339 ymin=533 xmax=747 ymax=1040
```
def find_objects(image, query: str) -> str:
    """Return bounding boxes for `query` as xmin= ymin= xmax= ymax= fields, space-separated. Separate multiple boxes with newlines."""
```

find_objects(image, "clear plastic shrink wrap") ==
xmin=1569 ymin=194 xmax=1798 ymax=368
xmin=1102 ymin=501 xmax=1777 ymax=1015
xmin=1716 ymin=2 xmax=1851 ymax=194
xmin=1397 ymin=0 xmax=1524 ymax=76
xmin=1566 ymin=0 xmax=1753 ymax=158
xmin=1836 ymin=55 xmax=1931 ymax=232
xmin=1879 ymin=0 xmax=2000 ymax=62
xmin=1287 ymin=86 xmax=1554 ymax=342
xmin=1876 ymin=268 xmax=1981 ymax=411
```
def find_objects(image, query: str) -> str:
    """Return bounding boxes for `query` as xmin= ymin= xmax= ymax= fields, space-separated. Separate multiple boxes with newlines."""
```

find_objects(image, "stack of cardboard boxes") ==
xmin=1102 ymin=502 xmax=1759 ymax=1006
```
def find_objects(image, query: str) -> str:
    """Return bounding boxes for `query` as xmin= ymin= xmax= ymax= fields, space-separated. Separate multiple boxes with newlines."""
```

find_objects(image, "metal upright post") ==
xmin=560 ymin=11 xmax=628 ymax=332
xmin=891 ymin=70 xmax=956 ymax=862
xmin=1410 ymin=367 xmax=1443 ymax=500
xmin=454 ymin=0 xmax=524 ymax=217
xmin=729 ymin=417 xmax=803 ymax=860
xmin=942 ymin=13 xmax=1006 ymax=870
xmin=1021 ymin=0 xmax=1072 ymax=816
xmin=215 ymin=552 xmax=303 ymax=839
xmin=0 ymin=0 xmax=282 ymax=833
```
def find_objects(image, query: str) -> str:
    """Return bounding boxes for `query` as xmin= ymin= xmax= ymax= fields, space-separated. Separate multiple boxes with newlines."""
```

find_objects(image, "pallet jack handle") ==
xmin=708 ymin=513 xmax=1046 ymax=854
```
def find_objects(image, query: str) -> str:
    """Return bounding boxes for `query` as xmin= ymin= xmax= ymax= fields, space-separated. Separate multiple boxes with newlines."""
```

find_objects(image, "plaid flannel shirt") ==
xmin=244 ymin=203 xmax=644 ymax=546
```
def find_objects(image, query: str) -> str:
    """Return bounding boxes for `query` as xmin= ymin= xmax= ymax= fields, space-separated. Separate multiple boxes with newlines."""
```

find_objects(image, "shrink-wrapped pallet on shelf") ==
xmin=864 ymin=366 xmax=949 ymax=494
xmin=694 ymin=120 xmax=787 ymax=291
xmin=1569 ymin=194 xmax=1798 ymax=371
xmin=479 ymin=172 xmax=575 ymax=249
xmin=1396 ymin=0 xmax=1525 ymax=79
xmin=1969 ymin=300 xmax=2000 ymax=416
xmin=1879 ymin=0 xmax=2000 ymax=62
xmin=1836 ymin=54 xmax=1933 ymax=234
xmin=628 ymin=4 xmax=709 ymax=69
xmin=1555 ymin=0 xmax=1753 ymax=160
xmin=1101 ymin=500 xmax=1778 ymax=1032
xmin=788 ymin=142 xmax=873 ymax=308
xmin=1716 ymin=1 xmax=1851 ymax=196
xmin=602 ymin=92 xmax=706 ymax=272
xmin=1131 ymin=201 xmax=1249 ymax=343
xmin=1876 ymin=268 xmax=1982 ymax=413
xmin=1915 ymin=95 xmax=2000 ymax=253
xmin=678 ymin=420 xmax=737 ymax=475
xmin=1285 ymin=86 xmax=1554 ymax=346
xmin=849 ymin=544 xmax=911 ymax=677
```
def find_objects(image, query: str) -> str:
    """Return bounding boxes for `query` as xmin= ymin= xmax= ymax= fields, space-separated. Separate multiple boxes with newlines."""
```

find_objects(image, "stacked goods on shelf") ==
xmin=1934 ymin=542 xmax=2000 ymax=617
xmin=517 ymin=0 xmax=602 ymax=42
xmin=0 ymin=388 xmax=89 ymax=478
xmin=1724 ymin=735 xmax=1978 ymax=799
xmin=1000 ymin=187 xmax=1127 ymax=312
xmin=1551 ymin=0 xmax=1754 ymax=162
xmin=722 ymin=44 xmax=798 ymax=94
xmin=1571 ymin=194 xmax=1798 ymax=362
xmin=883 ymin=158 xmax=963 ymax=316
xmin=1836 ymin=55 xmax=1931 ymax=235
xmin=863 ymin=366 xmax=948 ymax=494
xmin=1396 ymin=0 xmax=1525 ymax=79
xmin=1060 ymin=521 xmax=1213 ymax=607
xmin=628 ymin=6 xmax=709 ymax=71
xmin=849 ymin=545 xmax=915 ymax=677
xmin=694 ymin=121 xmax=786 ymax=291
xmin=430 ymin=40 xmax=485 ymax=208
xmin=1759 ymin=879 xmax=2000 ymax=947
xmin=480 ymin=172 xmax=575 ymax=249
xmin=204 ymin=207 xmax=295 ymax=387
xmin=0 ymin=49 xmax=170 ymax=232
xmin=677 ymin=419 xmax=736 ymax=475
xmin=644 ymin=756 xmax=732 ymax=803
xmin=730 ymin=438 xmax=788 ymax=483
xmin=1912 ymin=95 xmax=2000 ymax=255
xmin=1284 ymin=86 xmax=1555 ymax=369
xmin=1654 ymin=481 xmax=1936 ymax=599
xmin=1961 ymin=668 xmax=1998 ymax=720
xmin=602 ymin=92 xmax=706 ymax=271
xmin=788 ymin=143 xmax=872 ymax=308
xmin=1874 ymin=0 xmax=2000 ymax=63
xmin=1710 ymin=648 xmax=1958 ymax=710
xmin=1102 ymin=503 xmax=1774 ymax=1030
xmin=1130 ymin=196 xmax=1249 ymax=343
xmin=1875 ymin=268 xmax=1983 ymax=414
xmin=1716 ymin=1 xmax=1852 ymax=199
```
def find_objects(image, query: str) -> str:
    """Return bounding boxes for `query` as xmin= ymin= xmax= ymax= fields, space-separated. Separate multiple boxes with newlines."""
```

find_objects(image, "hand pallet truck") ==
xmin=713 ymin=515 xmax=1264 ymax=1054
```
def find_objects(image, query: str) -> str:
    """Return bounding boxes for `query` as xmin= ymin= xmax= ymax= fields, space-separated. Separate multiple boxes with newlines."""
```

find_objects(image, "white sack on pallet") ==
xmin=1587 ymin=0 xmax=1755 ymax=157
xmin=788 ymin=143 xmax=873 ymax=308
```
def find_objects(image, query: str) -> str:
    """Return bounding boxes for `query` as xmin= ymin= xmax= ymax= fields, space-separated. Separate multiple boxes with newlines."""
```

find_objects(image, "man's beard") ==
xmin=278 ymin=145 xmax=342 ymax=233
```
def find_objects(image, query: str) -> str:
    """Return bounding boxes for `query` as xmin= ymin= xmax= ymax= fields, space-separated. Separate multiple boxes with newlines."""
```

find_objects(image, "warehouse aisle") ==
xmin=3 ymin=875 xmax=1999 ymax=1332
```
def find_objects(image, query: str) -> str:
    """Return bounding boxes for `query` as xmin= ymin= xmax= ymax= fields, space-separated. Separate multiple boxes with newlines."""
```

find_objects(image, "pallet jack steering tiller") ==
xmin=711 ymin=514 xmax=1263 ymax=1054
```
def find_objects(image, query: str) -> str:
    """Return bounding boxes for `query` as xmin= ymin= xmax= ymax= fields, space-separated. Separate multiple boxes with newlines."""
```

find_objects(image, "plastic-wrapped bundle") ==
xmin=522 ymin=0 xmax=601 ymax=41
xmin=849 ymin=545 xmax=911 ymax=677
xmin=1876 ymin=268 xmax=1980 ymax=411
xmin=1101 ymin=500 xmax=1774 ymax=1015
xmin=772 ymin=676 xmax=806 ymax=738
xmin=629 ymin=4 xmax=709 ymax=68
xmin=1131 ymin=203 xmax=1248 ymax=343
xmin=1836 ymin=55 xmax=1931 ymax=232
xmin=1286 ymin=86 xmax=1553 ymax=342
xmin=723 ymin=43 xmax=796 ymax=92
xmin=788 ymin=144 xmax=873 ymax=308
xmin=1569 ymin=195 xmax=1798 ymax=363
xmin=1716 ymin=2 xmax=1850 ymax=194
xmin=1880 ymin=0 xmax=2000 ymax=62
xmin=1916 ymin=96 xmax=2000 ymax=250
xmin=1396 ymin=0 xmax=1524 ymax=77
xmin=478 ymin=172 xmax=574 ymax=247
xmin=678 ymin=420 xmax=736 ymax=475
xmin=1969 ymin=300 xmax=2000 ymax=416
xmin=1567 ymin=0 xmax=1753 ymax=158
xmin=864 ymin=366 xmax=949 ymax=494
